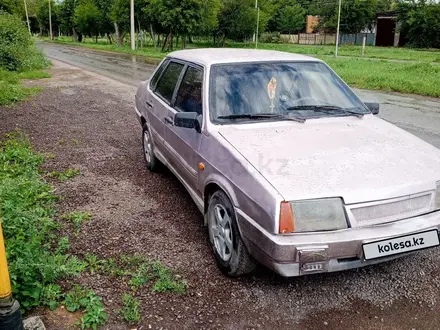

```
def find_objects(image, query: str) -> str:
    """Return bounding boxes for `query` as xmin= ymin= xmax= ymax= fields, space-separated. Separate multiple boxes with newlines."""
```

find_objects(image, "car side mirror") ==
xmin=174 ymin=112 xmax=202 ymax=133
xmin=365 ymin=102 xmax=380 ymax=115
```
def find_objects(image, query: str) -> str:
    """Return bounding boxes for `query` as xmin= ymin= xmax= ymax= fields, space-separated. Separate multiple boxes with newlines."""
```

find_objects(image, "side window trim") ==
xmin=153 ymin=60 xmax=185 ymax=105
xmin=173 ymin=62 xmax=204 ymax=113
xmin=150 ymin=59 xmax=169 ymax=91
xmin=170 ymin=63 xmax=188 ymax=108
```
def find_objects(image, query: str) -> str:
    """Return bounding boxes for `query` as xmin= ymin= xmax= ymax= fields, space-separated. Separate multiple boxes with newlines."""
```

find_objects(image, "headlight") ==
xmin=435 ymin=181 xmax=440 ymax=210
xmin=279 ymin=198 xmax=348 ymax=234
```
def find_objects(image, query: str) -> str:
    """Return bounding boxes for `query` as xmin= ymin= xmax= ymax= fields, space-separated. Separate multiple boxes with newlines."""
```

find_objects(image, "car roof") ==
xmin=167 ymin=48 xmax=322 ymax=67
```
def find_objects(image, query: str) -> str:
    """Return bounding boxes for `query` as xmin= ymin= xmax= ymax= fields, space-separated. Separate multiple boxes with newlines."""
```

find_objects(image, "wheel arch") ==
xmin=140 ymin=116 xmax=147 ymax=127
xmin=203 ymin=179 xmax=239 ymax=225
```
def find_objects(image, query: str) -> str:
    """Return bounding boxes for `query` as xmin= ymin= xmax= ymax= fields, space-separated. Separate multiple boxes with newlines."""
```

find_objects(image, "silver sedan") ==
xmin=135 ymin=49 xmax=440 ymax=277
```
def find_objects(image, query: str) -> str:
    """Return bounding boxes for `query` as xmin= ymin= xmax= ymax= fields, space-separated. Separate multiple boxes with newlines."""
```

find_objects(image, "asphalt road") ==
xmin=42 ymin=42 xmax=440 ymax=149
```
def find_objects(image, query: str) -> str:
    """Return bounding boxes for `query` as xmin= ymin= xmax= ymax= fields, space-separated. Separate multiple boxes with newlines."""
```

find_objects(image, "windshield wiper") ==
xmin=217 ymin=113 xmax=305 ymax=123
xmin=286 ymin=105 xmax=364 ymax=118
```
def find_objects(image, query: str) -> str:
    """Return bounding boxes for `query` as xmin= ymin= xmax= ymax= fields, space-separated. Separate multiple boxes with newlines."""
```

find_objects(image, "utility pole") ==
xmin=48 ymin=0 xmax=53 ymax=40
xmin=255 ymin=0 xmax=259 ymax=49
xmin=23 ymin=0 xmax=31 ymax=34
xmin=335 ymin=0 xmax=342 ymax=57
xmin=130 ymin=0 xmax=135 ymax=50
xmin=0 ymin=221 xmax=24 ymax=330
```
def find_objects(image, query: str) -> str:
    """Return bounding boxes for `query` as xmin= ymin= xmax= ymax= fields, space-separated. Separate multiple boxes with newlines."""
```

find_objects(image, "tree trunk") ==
xmin=170 ymin=30 xmax=173 ymax=51
xmin=150 ymin=24 xmax=156 ymax=51
xmin=107 ymin=33 xmax=113 ymax=44
xmin=162 ymin=32 xmax=170 ymax=52
xmin=114 ymin=22 xmax=122 ymax=46
xmin=96 ymin=35 xmax=98 ymax=43
xmin=72 ymin=27 xmax=78 ymax=42
xmin=222 ymin=34 xmax=226 ymax=47
xmin=120 ymin=32 xmax=126 ymax=45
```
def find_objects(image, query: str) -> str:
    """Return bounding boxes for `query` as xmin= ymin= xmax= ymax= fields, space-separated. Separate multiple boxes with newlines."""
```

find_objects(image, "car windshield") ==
xmin=209 ymin=61 xmax=370 ymax=123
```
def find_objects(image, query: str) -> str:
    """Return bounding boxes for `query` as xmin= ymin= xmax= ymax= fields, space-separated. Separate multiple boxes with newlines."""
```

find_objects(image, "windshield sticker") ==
xmin=267 ymin=77 xmax=277 ymax=112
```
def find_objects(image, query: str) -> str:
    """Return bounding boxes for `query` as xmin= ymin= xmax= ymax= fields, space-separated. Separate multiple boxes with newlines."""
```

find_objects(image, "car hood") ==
xmin=218 ymin=115 xmax=440 ymax=204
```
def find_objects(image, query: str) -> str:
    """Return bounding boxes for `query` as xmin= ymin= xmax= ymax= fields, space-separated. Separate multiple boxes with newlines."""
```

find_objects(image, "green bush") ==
xmin=0 ymin=131 xmax=86 ymax=309
xmin=0 ymin=12 xmax=48 ymax=71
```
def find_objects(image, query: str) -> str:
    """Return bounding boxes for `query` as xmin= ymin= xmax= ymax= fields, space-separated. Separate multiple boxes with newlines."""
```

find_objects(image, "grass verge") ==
xmin=0 ymin=131 xmax=86 ymax=309
xmin=0 ymin=69 xmax=50 ymax=106
xmin=202 ymin=41 xmax=440 ymax=63
xmin=324 ymin=58 xmax=440 ymax=97
xmin=42 ymin=37 xmax=440 ymax=97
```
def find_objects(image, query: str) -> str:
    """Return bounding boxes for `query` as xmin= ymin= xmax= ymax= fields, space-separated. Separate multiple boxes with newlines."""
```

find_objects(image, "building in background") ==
xmin=306 ymin=15 xmax=319 ymax=33
xmin=375 ymin=11 xmax=401 ymax=47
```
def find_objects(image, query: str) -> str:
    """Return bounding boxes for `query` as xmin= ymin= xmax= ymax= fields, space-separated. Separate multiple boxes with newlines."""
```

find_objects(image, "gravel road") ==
xmin=1 ymin=48 xmax=440 ymax=329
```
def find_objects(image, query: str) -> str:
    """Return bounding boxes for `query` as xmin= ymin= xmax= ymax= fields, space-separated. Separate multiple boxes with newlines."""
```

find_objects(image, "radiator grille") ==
xmin=350 ymin=193 xmax=432 ymax=226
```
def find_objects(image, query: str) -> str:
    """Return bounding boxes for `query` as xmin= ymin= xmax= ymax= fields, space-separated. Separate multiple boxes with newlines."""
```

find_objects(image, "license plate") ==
xmin=363 ymin=230 xmax=440 ymax=260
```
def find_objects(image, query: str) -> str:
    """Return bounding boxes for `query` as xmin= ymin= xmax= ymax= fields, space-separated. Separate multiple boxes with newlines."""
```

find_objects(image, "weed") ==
xmin=46 ymin=168 xmax=80 ymax=182
xmin=62 ymin=211 xmax=92 ymax=236
xmin=121 ymin=254 xmax=186 ymax=293
xmin=64 ymin=285 xmax=91 ymax=312
xmin=151 ymin=261 xmax=186 ymax=294
xmin=121 ymin=293 xmax=141 ymax=324
xmin=100 ymin=258 xmax=129 ymax=277
xmin=56 ymin=236 xmax=70 ymax=254
xmin=84 ymin=254 xmax=107 ymax=274
xmin=64 ymin=286 xmax=108 ymax=330
xmin=128 ymin=263 xmax=153 ymax=291
xmin=40 ymin=284 xmax=62 ymax=311
xmin=0 ymin=131 xmax=86 ymax=309
xmin=44 ymin=152 xmax=55 ymax=160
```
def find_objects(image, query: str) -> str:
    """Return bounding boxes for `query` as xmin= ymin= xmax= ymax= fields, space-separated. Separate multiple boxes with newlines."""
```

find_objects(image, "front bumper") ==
xmin=237 ymin=209 xmax=440 ymax=277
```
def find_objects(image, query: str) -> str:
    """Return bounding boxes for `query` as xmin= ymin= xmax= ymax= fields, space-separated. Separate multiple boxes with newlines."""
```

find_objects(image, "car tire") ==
xmin=142 ymin=124 xmax=160 ymax=172
xmin=207 ymin=190 xmax=256 ymax=276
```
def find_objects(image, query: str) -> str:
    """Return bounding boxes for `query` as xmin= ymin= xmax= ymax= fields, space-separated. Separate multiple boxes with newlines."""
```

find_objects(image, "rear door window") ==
xmin=150 ymin=59 xmax=169 ymax=90
xmin=155 ymin=62 xmax=184 ymax=103
xmin=175 ymin=66 xmax=203 ymax=115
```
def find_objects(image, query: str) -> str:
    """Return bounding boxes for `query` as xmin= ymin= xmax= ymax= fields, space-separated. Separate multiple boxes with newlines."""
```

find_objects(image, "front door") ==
xmin=149 ymin=61 xmax=185 ymax=157
xmin=165 ymin=65 xmax=204 ymax=191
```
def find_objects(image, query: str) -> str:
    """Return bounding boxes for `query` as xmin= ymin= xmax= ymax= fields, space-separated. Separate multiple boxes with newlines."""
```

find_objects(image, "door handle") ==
xmin=146 ymin=101 xmax=153 ymax=108
xmin=164 ymin=116 xmax=174 ymax=125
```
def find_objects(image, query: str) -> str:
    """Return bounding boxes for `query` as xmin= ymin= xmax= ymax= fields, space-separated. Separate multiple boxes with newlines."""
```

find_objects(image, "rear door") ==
xmin=164 ymin=64 xmax=204 ymax=190
xmin=148 ymin=61 xmax=185 ymax=157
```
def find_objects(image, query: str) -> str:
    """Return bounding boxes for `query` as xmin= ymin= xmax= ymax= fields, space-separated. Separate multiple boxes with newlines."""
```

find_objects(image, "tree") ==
xmin=397 ymin=0 xmax=440 ymax=48
xmin=277 ymin=4 xmax=306 ymax=34
xmin=310 ymin=0 xmax=379 ymax=34
xmin=196 ymin=0 xmax=222 ymax=38
xmin=36 ymin=0 xmax=60 ymax=35
xmin=111 ymin=0 xmax=146 ymax=45
xmin=144 ymin=0 xmax=202 ymax=50
xmin=0 ymin=0 xmax=24 ymax=15
xmin=73 ymin=0 xmax=101 ymax=41
xmin=58 ymin=0 xmax=77 ymax=38
xmin=217 ymin=0 xmax=257 ymax=43
xmin=92 ymin=0 xmax=115 ymax=42
xmin=110 ymin=0 xmax=130 ymax=45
